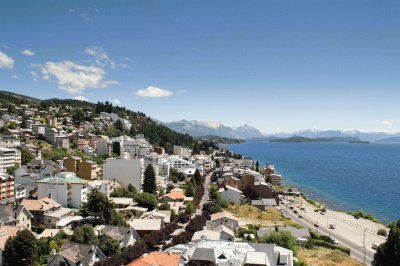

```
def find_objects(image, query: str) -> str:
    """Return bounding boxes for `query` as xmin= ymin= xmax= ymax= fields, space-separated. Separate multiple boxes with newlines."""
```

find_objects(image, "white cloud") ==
xmin=10 ymin=75 xmax=19 ymax=79
xmin=69 ymin=8 xmax=90 ymax=22
xmin=381 ymin=120 xmax=393 ymax=126
xmin=0 ymin=51 xmax=14 ymax=69
xmin=37 ymin=60 xmax=118 ymax=94
xmin=112 ymin=98 xmax=121 ymax=105
xmin=73 ymin=96 xmax=88 ymax=101
xmin=30 ymin=71 xmax=38 ymax=82
xmin=85 ymin=46 xmax=115 ymax=68
xmin=136 ymin=86 xmax=173 ymax=97
xmin=21 ymin=49 xmax=35 ymax=56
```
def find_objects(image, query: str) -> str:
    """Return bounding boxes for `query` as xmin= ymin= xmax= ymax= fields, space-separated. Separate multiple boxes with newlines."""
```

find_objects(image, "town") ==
xmin=0 ymin=93 xmax=391 ymax=266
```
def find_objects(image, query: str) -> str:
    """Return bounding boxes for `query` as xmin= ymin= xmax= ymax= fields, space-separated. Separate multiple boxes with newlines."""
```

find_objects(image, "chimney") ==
xmin=77 ymin=252 xmax=80 ymax=257
xmin=50 ymin=249 xmax=57 ymax=256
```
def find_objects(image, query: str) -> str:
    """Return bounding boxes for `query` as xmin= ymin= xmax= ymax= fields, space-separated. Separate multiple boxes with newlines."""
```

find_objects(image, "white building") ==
xmin=36 ymin=172 xmax=88 ymax=209
xmin=173 ymin=145 xmax=192 ymax=158
xmin=96 ymin=135 xmax=111 ymax=156
xmin=88 ymin=180 xmax=120 ymax=198
xmin=120 ymin=134 xmax=152 ymax=158
xmin=219 ymin=185 xmax=244 ymax=205
xmin=168 ymin=156 xmax=192 ymax=170
xmin=0 ymin=147 xmax=21 ymax=173
xmin=103 ymin=153 xmax=144 ymax=191
xmin=0 ymin=135 xmax=20 ymax=148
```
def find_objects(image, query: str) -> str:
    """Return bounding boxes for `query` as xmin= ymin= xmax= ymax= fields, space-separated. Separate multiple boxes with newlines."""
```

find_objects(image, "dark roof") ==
xmin=0 ymin=204 xmax=33 ymax=224
xmin=58 ymin=242 xmax=105 ymax=266
xmin=191 ymin=247 xmax=217 ymax=263
xmin=102 ymin=225 xmax=140 ymax=244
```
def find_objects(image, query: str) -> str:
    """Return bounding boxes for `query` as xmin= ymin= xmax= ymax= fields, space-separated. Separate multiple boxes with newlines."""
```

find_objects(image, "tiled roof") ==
xmin=0 ymin=226 xmax=20 ymax=250
xmin=163 ymin=191 xmax=185 ymax=200
xmin=127 ymin=252 xmax=181 ymax=266
xmin=210 ymin=211 xmax=239 ymax=222
xmin=21 ymin=197 xmax=61 ymax=211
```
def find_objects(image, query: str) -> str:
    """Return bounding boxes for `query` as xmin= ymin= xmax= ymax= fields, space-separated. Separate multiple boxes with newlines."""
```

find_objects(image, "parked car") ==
xmin=314 ymin=223 xmax=319 ymax=228
xmin=294 ymin=210 xmax=298 ymax=213
xmin=329 ymin=223 xmax=336 ymax=229
xmin=290 ymin=206 xmax=294 ymax=209
xmin=298 ymin=215 xmax=303 ymax=218
xmin=320 ymin=211 xmax=326 ymax=215
xmin=331 ymin=237 xmax=340 ymax=245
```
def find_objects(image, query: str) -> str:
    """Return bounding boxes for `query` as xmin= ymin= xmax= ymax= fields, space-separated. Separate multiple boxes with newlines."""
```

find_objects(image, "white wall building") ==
xmin=168 ymin=156 xmax=192 ymax=170
xmin=96 ymin=135 xmax=111 ymax=156
xmin=0 ymin=135 xmax=20 ymax=148
xmin=173 ymin=145 xmax=192 ymax=158
xmin=219 ymin=185 xmax=244 ymax=205
xmin=36 ymin=172 xmax=88 ymax=209
xmin=103 ymin=153 xmax=144 ymax=191
xmin=0 ymin=147 xmax=21 ymax=173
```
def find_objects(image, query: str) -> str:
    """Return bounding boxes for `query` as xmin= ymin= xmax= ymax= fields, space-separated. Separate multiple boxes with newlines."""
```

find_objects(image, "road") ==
xmin=282 ymin=202 xmax=376 ymax=265
xmin=196 ymin=171 xmax=212 ymax=215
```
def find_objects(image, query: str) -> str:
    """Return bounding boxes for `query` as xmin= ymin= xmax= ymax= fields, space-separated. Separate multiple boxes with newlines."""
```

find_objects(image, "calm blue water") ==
xmin=227 ymin=141 xmax=400 ymax=224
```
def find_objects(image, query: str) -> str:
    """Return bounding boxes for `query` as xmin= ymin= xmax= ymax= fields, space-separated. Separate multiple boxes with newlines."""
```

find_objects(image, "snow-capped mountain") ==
xmin=164 ymin=120 xmax=265 ymax=139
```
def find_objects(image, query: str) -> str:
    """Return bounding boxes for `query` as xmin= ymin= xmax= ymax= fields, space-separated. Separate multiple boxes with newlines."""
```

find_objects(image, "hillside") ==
xmin=0 ymin=91 xmax=198 ymax=153
xmin=376 ymin=137 xmax=400 ymax=143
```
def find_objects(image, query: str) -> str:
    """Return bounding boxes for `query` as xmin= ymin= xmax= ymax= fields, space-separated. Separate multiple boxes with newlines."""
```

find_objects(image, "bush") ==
xmin=260 ymin=231 xmax=297 ymax=254
xmin=377 ymin=228 xmax=387 ymax=237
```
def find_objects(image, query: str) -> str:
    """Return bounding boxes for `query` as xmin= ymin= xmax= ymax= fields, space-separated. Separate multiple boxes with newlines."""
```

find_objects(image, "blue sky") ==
xmin=1 ymin=0 xmax=400 ymax=133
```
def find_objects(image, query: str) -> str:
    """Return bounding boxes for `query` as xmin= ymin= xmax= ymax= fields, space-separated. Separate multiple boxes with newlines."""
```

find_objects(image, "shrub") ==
xmin=377 ymin=228 xmax=387 ymax=237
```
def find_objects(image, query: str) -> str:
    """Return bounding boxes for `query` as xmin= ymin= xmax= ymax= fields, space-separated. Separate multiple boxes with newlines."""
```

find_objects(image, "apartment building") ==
xmin=0 ymin=147 xmax=21 ymax=173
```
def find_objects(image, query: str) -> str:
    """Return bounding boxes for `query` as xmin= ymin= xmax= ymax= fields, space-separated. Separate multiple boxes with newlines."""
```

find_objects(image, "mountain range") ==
xmin=164 ymin=120 xmax=265 ymax=139
xmin=164 ymin=120 xmax=400 ymax=142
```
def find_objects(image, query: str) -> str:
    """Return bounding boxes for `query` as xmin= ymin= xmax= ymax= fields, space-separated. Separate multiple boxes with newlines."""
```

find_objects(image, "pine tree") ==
xmin=372 ymin=220 xmax=400 ymax=266
xmin=143 ymin=165 xmax=157 ymax=194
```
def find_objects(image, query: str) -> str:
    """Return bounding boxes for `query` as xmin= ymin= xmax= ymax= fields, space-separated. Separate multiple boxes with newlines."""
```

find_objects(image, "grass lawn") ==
xmin=297 ymin=247 xmax=364 ymax=266
xmin=225 ymin=204 xmax=302 ymax=228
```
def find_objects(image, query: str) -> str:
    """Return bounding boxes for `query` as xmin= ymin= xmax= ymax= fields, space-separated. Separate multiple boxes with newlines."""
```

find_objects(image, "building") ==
xmin=219 ymin=185 xmax=244 ymax=205
xmin=0 ymin=147 xmax=21 ymax=173
xmin=0 ymin=173 xmax=15 ymax=201
xmin=128 ymin=219 xmax=162 ymax=238
xmin=43 ymin=207 xmax=77 ymax=229
xmin=0 ymin=204 xmax=33 ymax=229
xmin=0 ymin=135 xmax=20 ymax=148
xmin=103 ymin=154 xmax=144 ymax=191
xmin=88 ymin=180 xmax=120 ymax=198
xmin=252 ymin=199 xmax=278 ymax=210
xmin=270 ymin=174 xmax=283 ymax=186
xmin=127 ymin=252 xmax=182 ymax=266
xmin=207 ymin=211 xmax=239 ymax=232
xmin=21 ymin=197 xmax=61 ymax=227
xmin=95 ymin=225 xmax=140 ymax=249
xmin=96 ymin=135 xmax=112 ymax=156
xmin=47 ymin=242 xmax=107 ymax=266
xmin=64 ymin=156 xmax=98 ymax=181
xmin=183 ymin=240 xmax=293 ymax=266
xmin=162 ymin=190 xmax=185 ymax=202
xmin=55 ymin=136 xmax=69 ymax=149
xmin=36 ymin=172 xmax=89 ymax=208
xmin=173 ymin=145 xmax=192 ymax=158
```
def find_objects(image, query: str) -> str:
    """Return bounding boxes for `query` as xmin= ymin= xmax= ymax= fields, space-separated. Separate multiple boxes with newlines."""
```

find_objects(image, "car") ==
xmin=372 ymin=244 xmax=379 ymax=250
xmin=329 ymin=223 xmax=336 ymax=229
xmin=331 ymin=238 xmax=340 ymax=245
xmin=314 ymin=223 xmax=319 ymax=228
xmin=290 ymin=206 xmax=294 ymax=209
xmin=320 ymin=211 xmax=326 ymax=215
xmin=314 ymin=209 xmax=319 ymax=212
xmin=300 ymin=207 xmax=305 ymax=210
xmin=293 ymin=210 xmax=298 ymax=213
xmin=298 ymin=215 xmax=303 ymax=218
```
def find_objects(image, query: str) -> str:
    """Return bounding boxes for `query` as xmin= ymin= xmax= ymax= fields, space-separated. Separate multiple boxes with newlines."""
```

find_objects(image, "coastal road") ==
xmin=283 ymin=203 xmax=376 ymax=265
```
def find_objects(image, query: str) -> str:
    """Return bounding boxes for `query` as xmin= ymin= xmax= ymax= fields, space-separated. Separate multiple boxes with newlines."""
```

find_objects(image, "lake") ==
xmin=227 ymin=141 xmax=400 ymax=224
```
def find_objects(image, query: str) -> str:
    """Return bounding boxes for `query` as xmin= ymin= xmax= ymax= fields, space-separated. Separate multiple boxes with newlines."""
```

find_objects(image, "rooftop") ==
xmin=210 ymin=211 xmax=239 ymax=222
xmin=129 ymin=219 xmax=162 ymax=231
xmin=127 ymin=252 xmax=181 ymax=266
xmin=21 ymin=197 xmax=61 ymax=211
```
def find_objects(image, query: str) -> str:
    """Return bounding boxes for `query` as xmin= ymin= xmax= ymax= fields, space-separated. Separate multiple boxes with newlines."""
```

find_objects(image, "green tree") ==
xmin=71 ymin=224 xmax=99 ymax=245
xmin=255 ymin=160 xmax=260 ymax=172
xmin=3 ymin=229 xmax=36 ymax=266
xmin=193 ymin=169 xmax=202 ymax=185
xmin=143 ymin=164 xmax=156 ymax=194
xmin=72 ymin=109 xmax=85 ymax=124
xmin=112 ymin=141 xmax=121 ymax=156
xmin=185 ymin=202 xmax=196 ymax=215
xmin=6 ymin=165 xmax=19 ymax=175
xmin=372 ymin=220 xmax=400 ymax=266
xmin=186 ymin=182 xmax=196 ymax=197
xmin=20 ymin=147 xmax=34 ymax=165
xmin=135 ymin=192 xmax=158 ymax=210
xmin=260 ymin=231 xmax=297 ymax=254
xmin=100 ymin=238 xmax=121 ymax=256
xmin=114 ymin=119 xmax=124 ymax=132
xmin=80 ymin=189 xmax=125 ymax=225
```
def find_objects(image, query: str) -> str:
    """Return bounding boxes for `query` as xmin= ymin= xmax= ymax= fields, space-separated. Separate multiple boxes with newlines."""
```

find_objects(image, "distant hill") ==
xmin=0 ymin=90 xmax=41 ymax=104
xmin=270 ymin=135 xmax=360 ymax=143
xmin=164 ymin=119 xmax=265 ymax=139
xmin=194 ymin=135 xmax=244 ymax=144
xmin=0 ymin=91 xmax=199 ymax=153
xmin=376 ymin=137 xmax=400 ymax=143
xmin=266 ymin=129 xmax=400 ymax=142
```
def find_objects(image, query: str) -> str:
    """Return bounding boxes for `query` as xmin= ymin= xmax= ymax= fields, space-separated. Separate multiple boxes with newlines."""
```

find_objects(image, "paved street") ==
xmin=196 ymin=171 xmax=212 ymax=215
xmin=281 ymin=197 xmax=387 ymax=266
